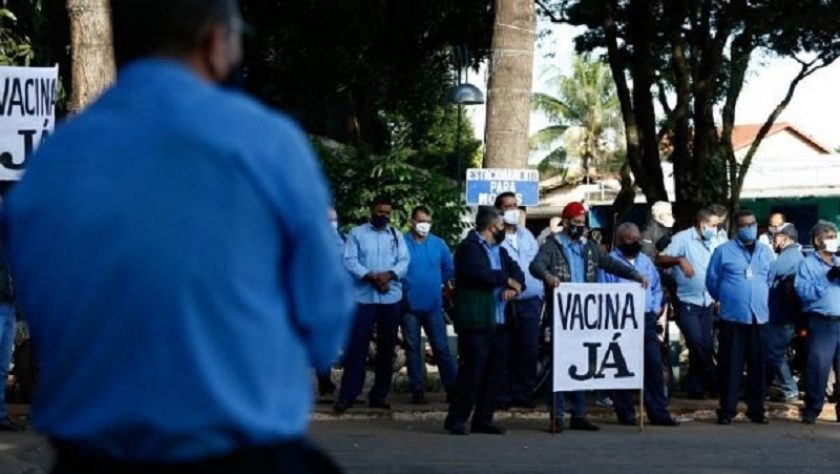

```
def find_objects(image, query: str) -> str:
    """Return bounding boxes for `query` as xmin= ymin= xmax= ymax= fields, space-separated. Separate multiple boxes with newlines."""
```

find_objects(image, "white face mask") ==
xmin=823 ymin=238 xmax=839 ymax=254
xmin=415 ymin=222 xmax=432 ymax=236
xmin=503 ymin=210 xmax=521 ymax=226
xmin=654 ymin=213 xmax=675 ymax=228
xmin=330 ymin=221 xmax=339 ymax=231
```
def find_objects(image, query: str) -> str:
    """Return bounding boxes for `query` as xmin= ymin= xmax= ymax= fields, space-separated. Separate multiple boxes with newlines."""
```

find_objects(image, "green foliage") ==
xmin=531 ymin=55 xmax=623 ymax=180
xmin=0 ymin=5 xmax=33 ymax=65
xmin=315 ymin=139 xmax=469 ymax=248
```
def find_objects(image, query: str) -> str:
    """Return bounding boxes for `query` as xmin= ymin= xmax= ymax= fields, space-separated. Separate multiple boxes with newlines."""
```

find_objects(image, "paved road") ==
xmin=3 ymin=418 xmax=839 ymax=473
xmin=311 ymin=418 xmax=840 ymax=474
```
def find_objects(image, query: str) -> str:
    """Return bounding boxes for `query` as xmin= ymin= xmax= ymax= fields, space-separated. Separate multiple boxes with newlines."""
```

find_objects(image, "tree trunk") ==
xmin=67 ymin=0 xmax=115 ymax=113
xmin=484 ymin=0 xmax=535 ymax=169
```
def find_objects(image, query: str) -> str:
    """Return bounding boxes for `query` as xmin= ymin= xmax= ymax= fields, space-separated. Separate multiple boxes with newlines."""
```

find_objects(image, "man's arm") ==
xmin=440 ymin=239 xmax=455 ymax=283
xmin=390 ymin=232 xmax=411 ymax=279
xmin=705 ymin=247 xmax=723 ymax=301
xmin=795 ymin=259 xmax=826 ymax=304
xmin=343 ymin=231 xmax=372 ymax=281
xmin=649 ymin=261 xmax=663 ymax=312
xmin=502 ymin=248 xmax=526 ymax=292
xmin=595 ymin=245 xmax=642 ymax=282
xmin=529 ymin=241 xmax=554 ymax=281
xmin=455 ymin=243 xmax=507 ymax=288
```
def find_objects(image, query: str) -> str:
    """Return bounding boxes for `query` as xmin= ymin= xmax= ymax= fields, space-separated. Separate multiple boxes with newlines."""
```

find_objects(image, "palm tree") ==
xmin=531 ymin=55 xmax=623 ymax=182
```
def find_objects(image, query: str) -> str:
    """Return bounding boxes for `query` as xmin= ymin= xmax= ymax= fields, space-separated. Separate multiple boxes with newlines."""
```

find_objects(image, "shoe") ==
xmin=749 ymin=414 xmax=769 ymax=425
xmin=617 ymin=417 xmax=637 ymax=426
xmin=471 ymin=423 xmax=506 ymax=435
xmin=368 ymin=399 xmax=391 ymax=410
xmin=595 ymin=396 xmax=614 ymax=408
xmin=0 ymin=416 xmax=24 ymax=432
xmin=333 ymin=399 xmax=353 ymax=415
xmin=569 ymin=417 xmax=600 ymax=431
xmin=649 ymin=417 xmax=680 ymax=427
xmin=318 ymin=380 xmax=336 ymax=398
xmin=496 ymin=400 xmax=512 ymax=410
xmin=802 ymin=415 xmax=817 ymax=425
xmin=444 ymin=417 xmax=469 ymax=435
xmin=547 ymin=420 xmax=564 ymax=433
xmin=687 ymin=393 xmax=708 ymax=400
xmin=411 ymin=392 xmax=428 ymax=405
xmin=717 ymin=416 xmax=732 ymax=425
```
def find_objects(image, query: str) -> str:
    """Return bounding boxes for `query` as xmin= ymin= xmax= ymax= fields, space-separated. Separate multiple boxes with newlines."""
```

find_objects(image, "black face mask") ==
xmin=493 ymin=229 xmax=507 ymax=245
xmin=568 ymin=225 xmax=586 ymax=241
xmin=618 ymin=241 xmax=642 ymax=258
xmin=371 ymin=215 xmax=389 ymax=229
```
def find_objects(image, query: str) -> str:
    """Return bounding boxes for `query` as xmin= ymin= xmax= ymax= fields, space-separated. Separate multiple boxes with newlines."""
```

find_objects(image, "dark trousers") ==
xmin=446 ymin=328 xmax=508 ymax=429
xmin=51 ymin=439 xmax=341 ymax=474
xmin=613 ymin=312 xmax=672 ymax=422
xmin=717 ymin=319 xmax=767 ymax=419
xmin=676 ymin=302 xmax=717 ymax=397
xmin=499 ymin=297 xmax=543 ymax=404
xmin=803 ymin=314 xmax=840 ymax=419
xmin=338 ymin=303 xmax=401 ymax=403
xmin=547 ymin=390 xmax=588 ymax=422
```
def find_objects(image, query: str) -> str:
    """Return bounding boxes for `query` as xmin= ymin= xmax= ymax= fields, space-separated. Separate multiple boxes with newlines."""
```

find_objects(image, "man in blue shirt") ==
xmin=336 ymin=195 xmax=411 ymax=413
xmin=657 ymin=208 xmax=721 ymax=399
xmin=600 ymin=223 xmax=679 ymax=426
xmin=795 ymin=221 xmax=840 ymax=424
xmin=766 ymin=224 xmax=803 ymax=402
xmin=706 ymin=209 xmax=775 ymax=425
xmin=1 ymin=1 xmax=354 ymax=470
xmin=401 ymin=205 xmax=457 ymax=405
xmin=317 ymin=206 xmax=347 ymax=398
xmin=495 ymin=192 xmax=544 ymax=409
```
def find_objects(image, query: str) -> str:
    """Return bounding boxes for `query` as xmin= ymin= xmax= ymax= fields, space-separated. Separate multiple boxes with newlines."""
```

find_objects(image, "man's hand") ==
xmin=828 ymin=266 xmax=840 ymax=282
xmin=507 ymin=278 xmax=523 ymax=294
xmin=678 ymin=258 xmax=695 ymax=278
xmin=502 ymin=289 xmax=518 ymax=302
xmin=378 ymin=272 xmax=395 ymax=284
xmin=636 ymin=275 xmax=650 ymax=289
xmin=545 ymin=275 xmax=561 ymax=288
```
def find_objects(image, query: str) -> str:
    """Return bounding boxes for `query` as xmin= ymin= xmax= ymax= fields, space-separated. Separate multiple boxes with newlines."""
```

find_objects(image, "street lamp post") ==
xmin=445 ymin=50 xmax=484 ymax=188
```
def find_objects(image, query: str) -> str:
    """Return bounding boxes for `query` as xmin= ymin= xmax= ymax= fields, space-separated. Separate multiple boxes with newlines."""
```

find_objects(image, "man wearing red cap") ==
xmin=530 ymin=202 xmax=647 ymax=432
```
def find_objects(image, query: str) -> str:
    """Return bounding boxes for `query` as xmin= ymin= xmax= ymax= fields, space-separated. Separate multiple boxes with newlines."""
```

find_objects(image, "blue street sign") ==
xmin=465 ymin=168 xmax=540 ymax=207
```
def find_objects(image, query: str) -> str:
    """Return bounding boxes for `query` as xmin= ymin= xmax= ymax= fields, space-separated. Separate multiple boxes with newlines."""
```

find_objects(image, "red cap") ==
xmin=562 ymin=202 xmax=587 ymax=219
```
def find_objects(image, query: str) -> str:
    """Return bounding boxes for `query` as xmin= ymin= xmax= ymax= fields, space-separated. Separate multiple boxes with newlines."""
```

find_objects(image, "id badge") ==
xmin=745 ymin=266 xmax=754 ymax=280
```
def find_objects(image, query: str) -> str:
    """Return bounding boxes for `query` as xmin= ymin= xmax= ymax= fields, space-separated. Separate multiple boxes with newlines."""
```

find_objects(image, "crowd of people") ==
xmin=326 ymin=194 xmax=840 ymax=434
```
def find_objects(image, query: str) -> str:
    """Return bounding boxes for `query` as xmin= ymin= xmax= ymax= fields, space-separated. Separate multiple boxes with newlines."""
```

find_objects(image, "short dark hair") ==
xmin=371 ymin=195 xmax=393 ymax=208
xmin=111 ymin=0 xmax=238 ymax=69
xmin=476 ymin=206 xmax=500 ymax=232
xmin=494 ymin=192 xmax=517 ymax=209
xmin=694 ymin=208 xmax=714 ymax=225
xmin=411 ymin=205 xmax=431 ymax=219
xmin=735 ymin=208 xmax=755 ymax=221
xmin=707 ymin=204 xmax=728 ymax=219
xmin=769 ymin=211 xmax=786 ymax=220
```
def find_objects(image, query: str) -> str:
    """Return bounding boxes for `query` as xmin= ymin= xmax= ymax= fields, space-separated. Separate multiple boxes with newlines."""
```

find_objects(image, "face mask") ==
xmin=568 ymin=224 xmax=586 ymax=241
xmin=823 ymin=239 xmax=839 ymax=254
xmin=330 ymin=220 xmax=339 ymax=231
xmin=654 ymin=213 xmax=675 ymax=229
xmin=492 ymin=229 xmax=507 ymax=245
xmin=618 ymin=241 xmax=642 ymax=258
xmin=371 ymin=215 xmax=389 ymax=229
xmin=415 ymin=222 xmax=432 ymax=236
xmin=701 ymin=226 xmax=715 ymax=241
xmin=737 ymin=224 xmax=758 ymax=243
xmin=503 ymin=210 xmax=520 ymax=226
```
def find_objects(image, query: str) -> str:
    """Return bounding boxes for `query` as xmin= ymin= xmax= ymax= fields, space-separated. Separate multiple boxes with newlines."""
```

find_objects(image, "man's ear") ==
xmin=200 ymin=24 xmax=232 ymax=82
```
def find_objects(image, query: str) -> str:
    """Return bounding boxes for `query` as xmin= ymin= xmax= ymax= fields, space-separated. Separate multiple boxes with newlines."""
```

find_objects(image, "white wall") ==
xmin=734 ymin=130 xmax=828 ymax=161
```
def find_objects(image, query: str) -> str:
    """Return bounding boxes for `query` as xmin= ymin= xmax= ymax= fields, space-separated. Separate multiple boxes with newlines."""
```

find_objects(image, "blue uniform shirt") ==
xmin=557 ymin=233 xmax=585 ymax=283
xmin=480 ymin=236 xmax=506 ymax=324
xmin=706 ymin=240 xmax=775 ymax=324
xmin=599 ymin=250 xmax=663 ymax=314
xmin=795 ymin=252 xmax=840 ymax=317
xmin=769 ymin=244 xmax=804 ymax=325
xmin=500 ymin=226 xmax=544 ymax=300
xmin=403 ymin=232 xmax=454 ymax=313
xmin=1 ymin=60 xmax=353 ymax=461
xmin=663 ymin=227 xmax=716 ymax=307
xmin=344 ymin=223 xmax=411 ymax=305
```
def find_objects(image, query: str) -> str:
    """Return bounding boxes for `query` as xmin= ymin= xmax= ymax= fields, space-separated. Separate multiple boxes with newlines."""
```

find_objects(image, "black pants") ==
xmin=717 ymin=320 xmax=768 ymax=419
xmin=446 ymin=328 xmax=508 ymax=429
xmin=51 ymin=439 xmax=341 ymax=474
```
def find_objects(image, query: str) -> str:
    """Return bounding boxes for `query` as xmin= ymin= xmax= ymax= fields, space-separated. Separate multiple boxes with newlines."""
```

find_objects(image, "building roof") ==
xmin=730 ymin=122 xmax=832 ymax=154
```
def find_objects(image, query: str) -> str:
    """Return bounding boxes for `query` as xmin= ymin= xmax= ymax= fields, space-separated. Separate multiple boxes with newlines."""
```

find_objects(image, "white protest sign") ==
xmin=0 ymin=65 xmax=59 ymax=180
xmin=553 ymin=283 xmax=644 ymax=392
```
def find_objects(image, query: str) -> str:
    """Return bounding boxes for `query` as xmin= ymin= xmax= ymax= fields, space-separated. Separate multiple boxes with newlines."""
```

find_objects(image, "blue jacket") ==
xmin=1 ymin=60 xmax=353 ymax=461
xmin=795 ymin=252 xmax=840 ymax=317
xmin=706 ymin=240 xmax=775 ymax=324
xmin=403 ymin=232 xmax=454 ymax=313
xmin=344 ymin=223 xmax=411 ymax=305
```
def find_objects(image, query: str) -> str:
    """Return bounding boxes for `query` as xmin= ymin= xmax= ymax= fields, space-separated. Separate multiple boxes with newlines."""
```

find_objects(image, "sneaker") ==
xmin=595 ymin=396 xmax=614 ymax=408
xmin=0 ymin=417 xmax=24 ymax=432
xmin=569 ymin=417 xmax=600 ymax=431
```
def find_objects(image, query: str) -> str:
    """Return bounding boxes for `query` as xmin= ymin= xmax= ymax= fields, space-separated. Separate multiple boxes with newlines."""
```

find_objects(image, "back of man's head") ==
xmin=111 ymin=0 xmax=238 ymax=69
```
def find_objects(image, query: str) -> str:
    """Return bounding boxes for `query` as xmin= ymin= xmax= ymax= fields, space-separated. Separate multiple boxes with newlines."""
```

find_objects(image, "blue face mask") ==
xmin=738 ymin=224 xmax=758 ymax=243
xmin=701 ymin=226 xmax=715 ymax=241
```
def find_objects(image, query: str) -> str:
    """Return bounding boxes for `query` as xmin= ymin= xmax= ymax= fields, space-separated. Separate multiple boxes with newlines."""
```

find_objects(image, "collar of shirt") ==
xmin=811 ymin=251 xmax=840 ymax=268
